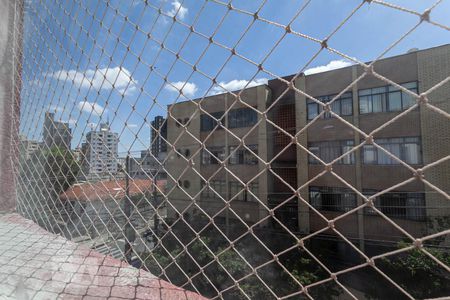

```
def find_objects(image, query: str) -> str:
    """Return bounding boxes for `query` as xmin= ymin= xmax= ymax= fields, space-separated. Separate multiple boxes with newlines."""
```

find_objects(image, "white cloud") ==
xmin=304 ymin=60 xmax=352 ymax=75
xmin=48 ymin=104 xmax=65 ymax=113
xmin=48 ymin=66 xmax=137 ymax=95
xmin=167 ymin=0 xmax=188 ymax=20
xmin=77 ymin=101 xmax=106 ymax=117
xmin=127 ymin=124 xmax=138 ymax=128
xmin=211 ymin=78 xmax=268 ymax=95
xmin=165 ymin=81 xmax=198 ymax=97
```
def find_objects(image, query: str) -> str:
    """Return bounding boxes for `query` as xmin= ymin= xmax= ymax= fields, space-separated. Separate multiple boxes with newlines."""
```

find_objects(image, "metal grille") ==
xmin=10 ymin=0 xmax=450 ymax=299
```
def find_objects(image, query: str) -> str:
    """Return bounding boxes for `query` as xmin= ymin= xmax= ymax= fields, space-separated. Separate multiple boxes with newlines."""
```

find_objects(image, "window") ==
xmin=309 ymin=186 xmax=356 ymax=212
xmin=362 ymin=137 xmax=421 ymax=165
xmin=201 ymin=180 xmax=226 ymax=199
xmin=229 ymin=181 xmax=259 ymax=202
xmin=307 ymin=92 xmax=353 ymax=120
xmin=364 ymin=191 xmax=426 ymax=221
xmin=358 ymin=81 xmax=418 ymax=114
xmin=228 ymin=107 xmax=258 ymax=128
xmin=229 ymin=145 xmax=258 ymax=165
xmin=202 ymin=147 xmax=225 ymax=165
xmin=229 ymin=182 xmax=245 ymax=201
xmin=200 ymin=111 xmax=224 ymax=132
xmin=308 ymin=140 xmax=355 ymax=164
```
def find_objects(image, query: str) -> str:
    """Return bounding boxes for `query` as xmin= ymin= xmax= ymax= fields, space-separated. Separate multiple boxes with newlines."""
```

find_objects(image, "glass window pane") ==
xmin=403 ymin=143 xmax=420 ymax=164
xmin=358 ymin=89 xmax=371 ymax=96
xmin=388 ymin=91 xmax=402 ymax=111
xmin=341 ymin=98 xmax=353 ymax=116
xmin=372 ymin=94 xmax=384 ymax=112
xmin=341 ymin=145 xmax=354 ymax=164
xmin=372 ymin=87 xmax=386 ymax=94
xmin=402 ymin=81 xmax=417 ymax=90
xmin=307 ymin=103 xmax=318 ymax=119
xmin=388 ymin=85 xmax=400 ymax=92
xmin=330 ymin=99 xmax=340 ymax=117
xmin=359 ymin=95 xmax=371 ymax=114
xmin=363 ymin=145 xmax=376 ymax=164
xmin=390 ymin=143 xmax=401 ymax=164
xmin=308 ymin=145 xmax=319 ymax=164
xmin=377 ymin=147 xmax=393 ymax=164
xmin=229 ymin=146 xmax=238 ymax=164
xmin=402 ymin=91 xmax=416 ymax=109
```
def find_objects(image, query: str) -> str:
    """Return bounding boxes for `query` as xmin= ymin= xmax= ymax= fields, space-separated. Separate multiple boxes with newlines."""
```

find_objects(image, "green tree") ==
xmin=367 ymin=241 xmax=450 ymax=299
xmin=43 ymin=146 xmax=80 ymax=199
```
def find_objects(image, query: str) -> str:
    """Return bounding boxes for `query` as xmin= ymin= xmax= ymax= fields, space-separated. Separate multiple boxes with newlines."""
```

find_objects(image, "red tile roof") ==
xmin=60 ymin=179 xmax=165 ymax=202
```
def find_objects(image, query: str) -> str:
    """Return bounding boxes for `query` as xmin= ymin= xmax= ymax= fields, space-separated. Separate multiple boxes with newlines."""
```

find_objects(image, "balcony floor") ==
xmin=0 ymin=213 xmax=207 ymax=300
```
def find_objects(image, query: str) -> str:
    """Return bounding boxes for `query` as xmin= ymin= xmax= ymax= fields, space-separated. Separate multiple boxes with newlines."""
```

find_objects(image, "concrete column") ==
xmin=257 ymin=86 xmax=270 ymax=223
xmin=352 ymin=65 xmax=365 ymax=252
xmin=294 ymin=76 xmax=310 ymax=234
xmin=0 ymin=0 xmax=22 ymax=212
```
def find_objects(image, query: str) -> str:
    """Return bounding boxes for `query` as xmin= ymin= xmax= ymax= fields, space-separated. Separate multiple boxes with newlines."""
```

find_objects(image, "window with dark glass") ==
xmin=309 ymin=186 xmax=356 ymax=212
xmin=201 ymin=180 xmax=226 ymax=199
xmin=362 ymin=137 xmax=421 ymax=165
xmin=229 ymin=181 xmax=259 ymax=201
xmin=358 ymin=81 xmax=418 ymax=114
xmin=308 ymin=140 xmax=355 ymax=164
xmin=228 ymin=107 xmax=258 ymax=128
xmin=363 ymin=190 xmax=426 ymax=221
xmin=229 ymin=145 xmax=258 ymax=165
xmin=201 ymin=147 xmax=225 ymax=165
xmin=200 ymin=111 xmax=224 ymax=132
xmin=307 ymin=92 xmax=353 ymax=120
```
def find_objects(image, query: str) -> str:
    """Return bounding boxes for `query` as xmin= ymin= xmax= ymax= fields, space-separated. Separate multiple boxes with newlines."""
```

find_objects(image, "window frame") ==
xmin=307 ymin=92 xmax=353 ymax=120
xmin=362 ymin=136 xmax=421 ymax=165
xmin=309 ymin=186 xmax=357 ymax=212
xmin=358 ymin=81 xmax=418 ymax=114
xmin=308 ymin=140 xmax=355 ymax=165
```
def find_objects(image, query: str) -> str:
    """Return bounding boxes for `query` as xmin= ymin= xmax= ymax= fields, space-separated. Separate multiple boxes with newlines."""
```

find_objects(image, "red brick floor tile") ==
xmin=111 ymin=286 xmax=136 ymax=298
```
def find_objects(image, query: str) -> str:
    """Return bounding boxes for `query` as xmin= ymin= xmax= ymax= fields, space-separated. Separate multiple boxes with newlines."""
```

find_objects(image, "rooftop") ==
xmin=60 ymin=179 xmax=165 ymax=202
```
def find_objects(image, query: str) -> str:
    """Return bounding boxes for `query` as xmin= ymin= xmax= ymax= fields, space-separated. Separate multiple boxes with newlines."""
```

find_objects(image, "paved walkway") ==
xmin=0 ymin=213 xmax=207 ymax=300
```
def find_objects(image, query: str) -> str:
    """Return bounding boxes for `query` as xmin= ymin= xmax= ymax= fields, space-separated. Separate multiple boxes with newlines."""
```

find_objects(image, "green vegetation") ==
xmin=44 ymin=146 xmax=80 ymax=198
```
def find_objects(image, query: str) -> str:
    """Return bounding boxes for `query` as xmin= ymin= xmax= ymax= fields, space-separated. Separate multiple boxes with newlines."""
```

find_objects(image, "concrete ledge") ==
xmin=0 ymin=213 xmax=208 ymax=300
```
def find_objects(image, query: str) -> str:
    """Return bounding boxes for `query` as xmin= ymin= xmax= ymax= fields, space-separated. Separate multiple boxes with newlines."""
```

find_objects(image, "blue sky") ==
xmin=20 ymin=0 xmax=450 ymax=155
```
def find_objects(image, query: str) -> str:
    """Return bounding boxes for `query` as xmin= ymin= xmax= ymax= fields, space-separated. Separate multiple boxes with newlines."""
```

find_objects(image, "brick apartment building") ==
xmin=166 ymin=86 xmax=271 ymax=225
xmin=165 ymin=44 xmax=449 ymax=246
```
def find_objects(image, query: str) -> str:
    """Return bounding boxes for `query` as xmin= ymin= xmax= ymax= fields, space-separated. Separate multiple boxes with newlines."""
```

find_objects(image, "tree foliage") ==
xmin=43 ymin=146 xmax=80 ymax=198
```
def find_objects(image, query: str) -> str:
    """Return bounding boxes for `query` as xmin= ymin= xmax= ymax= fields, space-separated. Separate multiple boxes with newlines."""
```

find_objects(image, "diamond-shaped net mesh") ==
xmin=6 ymin=0 xmax=450 ymax=299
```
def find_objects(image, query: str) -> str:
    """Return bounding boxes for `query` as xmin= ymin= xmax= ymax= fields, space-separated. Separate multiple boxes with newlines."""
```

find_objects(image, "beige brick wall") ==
xmin=418 ymin=45 xmax=450 ymax=221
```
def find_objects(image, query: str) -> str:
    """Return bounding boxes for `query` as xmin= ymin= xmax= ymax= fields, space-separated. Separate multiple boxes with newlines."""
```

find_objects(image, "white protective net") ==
xmin=10 ymin=0 xmax=450 ymax=299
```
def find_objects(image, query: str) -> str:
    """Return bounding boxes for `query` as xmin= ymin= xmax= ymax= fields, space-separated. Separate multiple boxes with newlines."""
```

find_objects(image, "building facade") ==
xmin=164 ymin=44 xmax=449 ymax=247
xmin=269 ymin=44 xmax=450 ymax=248
xmin=43 ymin=112 xmax=72 ymax=150
xmin=129 ymin=150 xmax=167 ymax=180
xmin=151 ymin=116 xmax=167 ymax=158
xmin=166 ymin=85 xmax=271 ymax=225
xmin=82 ymin=123 xmax=119 ymax=177
xmin=19 ymin=135 xmax=41 ymax=161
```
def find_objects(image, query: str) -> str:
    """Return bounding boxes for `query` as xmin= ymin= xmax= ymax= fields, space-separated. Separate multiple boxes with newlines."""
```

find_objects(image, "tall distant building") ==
xmin=150 ymin=116 xmax=167 ymax=158
xmin=43 ymin=112 xmax=72 ymax=149
xmin=82 ymin=123 xmax=119 ymax=176
xmin=19 ymin=135 xmax=41 ymax=161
